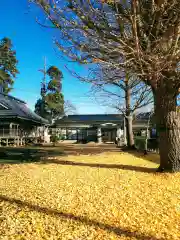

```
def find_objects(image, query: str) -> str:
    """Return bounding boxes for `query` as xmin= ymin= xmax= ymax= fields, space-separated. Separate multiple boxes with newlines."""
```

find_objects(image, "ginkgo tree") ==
xmin=31 ymin=0 xmax=180 ymax=172
xmin=70 ymin=64 xmax=152 ymax=148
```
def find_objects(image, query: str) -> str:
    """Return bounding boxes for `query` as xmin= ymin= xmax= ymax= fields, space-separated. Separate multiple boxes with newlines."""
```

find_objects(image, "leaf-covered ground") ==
xmin=0 ymin=149 xmax=180 ymax=240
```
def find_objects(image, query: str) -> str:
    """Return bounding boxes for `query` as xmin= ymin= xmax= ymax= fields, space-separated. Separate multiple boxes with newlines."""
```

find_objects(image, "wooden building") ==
xmin=51 ymin=114 xmax=124 ymax=143
xmin=52 ymin=113 xmax=155 ymax=144
xmin=0 ymin=93 xmax=49 ymax=146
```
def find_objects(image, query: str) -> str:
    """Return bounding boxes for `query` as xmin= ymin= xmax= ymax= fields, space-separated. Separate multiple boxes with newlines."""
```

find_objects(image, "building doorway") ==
xmin=102 ymin=128 xmax=116 ymax=143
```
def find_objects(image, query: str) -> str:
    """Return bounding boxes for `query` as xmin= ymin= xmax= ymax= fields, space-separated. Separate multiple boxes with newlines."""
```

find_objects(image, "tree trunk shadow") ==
xmin=0 ymin=195 xmax=164 ymax=240
xmin=42 ymin=159 xmax=157 ymax=173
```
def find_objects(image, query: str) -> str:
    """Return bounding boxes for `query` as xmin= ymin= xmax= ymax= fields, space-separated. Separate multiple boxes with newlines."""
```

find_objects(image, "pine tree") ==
xmin=46 ymin=66 xmax=64 ymax=123
xmin=35 ymin=65 xmax=64 ymax=123
xmin=0 ymin=37 xmax=19 ymax=93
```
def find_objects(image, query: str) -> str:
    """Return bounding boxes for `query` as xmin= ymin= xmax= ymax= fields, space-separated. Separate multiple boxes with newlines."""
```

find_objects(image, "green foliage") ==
xmin=47 ymin=66 xmax=62 ymax=92
xmin=47 ymin=66 xmax=63 ymax=79
xmin=59 ymin=134 xmax=65 ymax=141
xmin=134 ymin=137 xmax=146 ymax=150
xmin=47 ymin=79 xmax=61 ymax=92
xmin=50 ymin=135 xmax=59 ymax=144
xmin=45 ymin=92 xmax=64 ymax=111
xmin=0 ymin=37 xmax=19 ymax=93
xmin=34 ymin=98 xmax=49 ymax=118
xmin=35 ymin=65 xmax=64 ymax=122
xmin=46 ymin=66 xmax=64 ymax=122
xmin=135 ymin=137 xmax=158 ymax=151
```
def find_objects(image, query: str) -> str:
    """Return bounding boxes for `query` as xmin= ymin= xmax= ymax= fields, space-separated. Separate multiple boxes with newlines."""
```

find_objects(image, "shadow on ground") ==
xmin=42 ymin=158 xmax=157 ymax=173
xmin=0 ymin=144 xmax=121 ymax=164
xmin=0 ymin=195 xmax=164 ymax=240
xmin=0 ymin=145 xmax=159 ymax=173
xmin=0 ymin=146 xmax=66 ymax=164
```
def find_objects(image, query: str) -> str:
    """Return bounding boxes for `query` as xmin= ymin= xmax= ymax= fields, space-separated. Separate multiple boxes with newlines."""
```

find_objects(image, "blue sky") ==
xmin=0 ymin=0 xmax=114 ymax=114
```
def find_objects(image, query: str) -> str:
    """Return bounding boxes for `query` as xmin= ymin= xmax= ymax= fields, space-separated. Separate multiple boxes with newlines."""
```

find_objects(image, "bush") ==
xmin=50 ymin=135 xmax=59 ymax=145
xmin=134 ymin=137 xmax=146 ymax=150
xmin=134 ymin=137 xmax=159 ymax=151
xmin=59 ymin=135 xmax=65 ymax=141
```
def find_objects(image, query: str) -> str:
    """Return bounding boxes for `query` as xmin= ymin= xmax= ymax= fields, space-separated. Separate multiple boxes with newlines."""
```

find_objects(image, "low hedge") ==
xmin=135 ymin=137 xmax=158 ymax=151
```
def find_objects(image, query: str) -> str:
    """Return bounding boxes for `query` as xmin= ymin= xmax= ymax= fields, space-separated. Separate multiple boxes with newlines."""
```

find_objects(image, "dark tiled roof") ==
xmin=0 ymin=93 xmax=49 ymax=125
xmin=55 ymin=113 xmax=153 ymax=126
xmin=55 ymin=114 xmax=124 ymax=124
xmin=135 ymin=112 xmax=153 ymax=120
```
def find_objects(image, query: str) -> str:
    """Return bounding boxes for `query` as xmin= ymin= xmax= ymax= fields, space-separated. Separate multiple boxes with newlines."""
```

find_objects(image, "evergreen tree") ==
xmin=0 ymin=37 xmax=19 ymax=93
xmin=35 ymin=65 xmax=64 ymax=123
xmin=34 ymin=98 xmax=49 ymax=118
xmin=46 ymin=66 xmax=64 ymax=123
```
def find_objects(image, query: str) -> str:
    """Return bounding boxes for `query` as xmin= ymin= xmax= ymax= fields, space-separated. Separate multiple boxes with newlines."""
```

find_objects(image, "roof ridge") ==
xmin=67 ymin=114 xmax=122 ymax=116
xmin=0 ymin=93 xmax=26 ymax=104
xmin=0 ymin=93 xmax=48 ymax=124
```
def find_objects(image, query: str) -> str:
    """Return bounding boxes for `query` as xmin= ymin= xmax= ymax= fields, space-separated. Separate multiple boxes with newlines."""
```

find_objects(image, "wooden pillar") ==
xmin=10 ymin=123 xmax=12 ymax=136
xmin=123 ymin=117 xmax=127 ymax=145
xmin=65 ymin=128 xmax=67 ymax=140
xmin=116 ymin=126 xmax=121 ymax=146
xmin=16 ymin=125 xmax=18 ymax=137
xmin=97 ymin=127 xmax=102 ymax=143
xmin=116 ymin=126 xmax=122 ymax=139
xmin=76 ymin=128 xmax=78 ymax=142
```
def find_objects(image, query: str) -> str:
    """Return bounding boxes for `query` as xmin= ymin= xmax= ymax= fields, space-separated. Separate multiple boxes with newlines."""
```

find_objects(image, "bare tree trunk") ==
xmin=154 ymin=89 xmax=180 ymax=172
xmin=144 ymin=111 xmax=153 ymax=155
xmin=125 ymin=78 xmax=135 ymax=149
xmin=125 ymin=115 xmax=135 ymax=148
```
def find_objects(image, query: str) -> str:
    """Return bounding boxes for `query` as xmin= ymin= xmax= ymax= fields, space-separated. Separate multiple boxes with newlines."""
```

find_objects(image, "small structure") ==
xmin=52 ymin=114 xmax=124 ymax=143
xmin=52 ymin=113 xmax=155 ymax=144
xmin=0 ymin=93 xmax=49 ymax=146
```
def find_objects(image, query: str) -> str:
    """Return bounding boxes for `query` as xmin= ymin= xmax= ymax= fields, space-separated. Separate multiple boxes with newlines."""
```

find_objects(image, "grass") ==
xmin=0 ymin=147 xmax=179 ymax=240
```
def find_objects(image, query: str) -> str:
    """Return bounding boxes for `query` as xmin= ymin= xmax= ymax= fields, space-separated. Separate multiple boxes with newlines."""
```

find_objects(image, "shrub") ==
xmin=135 ymin=137 xmax=159 ymax=151
xmin=59 ymin=134 xmax=65 ymax=141
xmin=134 ymin=137 xmax=146 ymax=150
xmin=50 ymin=135 xmax=59 ymax=145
